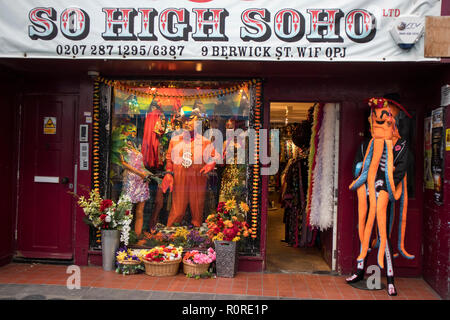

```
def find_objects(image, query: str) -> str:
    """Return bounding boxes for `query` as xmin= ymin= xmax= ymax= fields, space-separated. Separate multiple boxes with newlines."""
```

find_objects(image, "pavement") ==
xmin=0 ymin=283 xmax=290 ymax=300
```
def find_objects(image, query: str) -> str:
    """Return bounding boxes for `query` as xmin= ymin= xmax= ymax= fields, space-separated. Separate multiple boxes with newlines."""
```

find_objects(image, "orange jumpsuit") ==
xmin=165 ymin=133 xmax=217 ymax=227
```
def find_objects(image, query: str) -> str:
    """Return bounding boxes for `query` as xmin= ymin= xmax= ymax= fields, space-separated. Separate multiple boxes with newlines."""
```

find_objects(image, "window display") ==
xmin=93 ymin=79 xmax=260 ymax=252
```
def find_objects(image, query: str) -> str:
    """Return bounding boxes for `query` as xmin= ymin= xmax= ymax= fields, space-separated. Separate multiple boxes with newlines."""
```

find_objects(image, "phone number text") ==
xmin=56 ymin=44 xmax=185 ymax=57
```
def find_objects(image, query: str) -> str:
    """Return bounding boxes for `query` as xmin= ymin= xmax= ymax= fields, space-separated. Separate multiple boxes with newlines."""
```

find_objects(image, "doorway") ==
xmin=266 ymin=102 xmax=339 ymax=273
xmin=16 ymin=94 xmax=77 ymax=260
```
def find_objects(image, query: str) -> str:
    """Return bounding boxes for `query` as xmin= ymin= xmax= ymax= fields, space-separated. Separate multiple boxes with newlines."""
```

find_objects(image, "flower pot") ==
xmin=214 ymin=240 xmax=238 ymax=278
xmin=101 ymin=229 xmax=120 ymax=271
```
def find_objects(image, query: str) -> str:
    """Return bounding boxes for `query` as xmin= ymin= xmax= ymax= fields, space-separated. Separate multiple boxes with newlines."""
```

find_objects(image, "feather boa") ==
xmin=306 ymin=104 xmax=322 ymax=226
xmin=309 ymin=103 xmax=336 ymax=230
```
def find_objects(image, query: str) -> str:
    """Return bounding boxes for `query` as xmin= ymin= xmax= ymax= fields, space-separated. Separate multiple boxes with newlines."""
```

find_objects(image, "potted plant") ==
xmin=76 ymin=188 xmax=133 ymax=271
xmin=205 ymin=198 xmax=251 ymax=277
xmin=142 ymin=245 xmax=183 ymax=276
xmin=182 ymin=248 xmax=216 ymax=276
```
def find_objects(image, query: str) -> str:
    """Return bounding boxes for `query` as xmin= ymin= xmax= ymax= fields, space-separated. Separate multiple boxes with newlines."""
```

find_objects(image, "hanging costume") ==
xmin=219 ymin=135 xmax=247 ymax=203
xmin=280 ymin=157 xmax=306 ymax=247
xmin=142 ymin=108 xmax=163 ymax=170
xmin=347 ymin=97 xmax=414 ymax=296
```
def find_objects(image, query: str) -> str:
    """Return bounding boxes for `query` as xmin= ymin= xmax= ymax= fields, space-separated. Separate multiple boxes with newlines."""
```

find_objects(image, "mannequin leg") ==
xmin=149 ymin=186 xmax=164 ymax=229
xmin=346 ymin=253 xmax=367 ymax=283
xmin=188 ymin=165 xmax=207 ymax=227
xmin=385 ymin=239 xmax=397 ymax=296
xmin=167 ymin=165 xmax=189 ymax=226
xmin=134 ymin=201 xmax=145 ymax=236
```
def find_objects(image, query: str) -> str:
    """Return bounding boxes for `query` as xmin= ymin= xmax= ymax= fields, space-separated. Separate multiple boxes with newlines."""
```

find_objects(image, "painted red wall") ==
xmin=422 ymin=65 xmax=450 ymax=300
xmin=0 ymin=71 xmax=18 ymax=266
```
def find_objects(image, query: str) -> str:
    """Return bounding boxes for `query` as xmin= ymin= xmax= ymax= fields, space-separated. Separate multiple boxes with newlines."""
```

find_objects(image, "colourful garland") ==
xmin=250 ymin=80 xmax=262 ymax=239
xmin=92 ymin=79 xmax=101 ymax=192
xmin=96 ymin=76 xmax=257 ymax=101
xmin=92 ymin=79 xmax=102 ymax=246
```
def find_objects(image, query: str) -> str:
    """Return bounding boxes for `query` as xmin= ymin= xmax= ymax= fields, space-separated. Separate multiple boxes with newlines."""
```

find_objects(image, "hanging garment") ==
xmin=281 ymin=158 xmax=306 ymax=247
xmin=142 ymin=109 xmax=162 ymax=169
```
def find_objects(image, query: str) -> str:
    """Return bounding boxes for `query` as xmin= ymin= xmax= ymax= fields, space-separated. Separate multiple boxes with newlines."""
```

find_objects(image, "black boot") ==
xmin=386 ymin=276 xmax=397 ymax=296
xmin=346 ymin=268 xmax=365 ymax=284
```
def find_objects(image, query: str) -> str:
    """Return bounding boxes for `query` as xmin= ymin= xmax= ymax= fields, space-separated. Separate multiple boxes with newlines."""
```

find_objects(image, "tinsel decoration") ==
xmin=96 ymin=76 xmax=255 ymax=101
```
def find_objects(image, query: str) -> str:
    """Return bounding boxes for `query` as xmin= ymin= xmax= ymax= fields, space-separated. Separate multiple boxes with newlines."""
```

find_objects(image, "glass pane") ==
xmin=107 ymin=80 xmax=254 ymax=248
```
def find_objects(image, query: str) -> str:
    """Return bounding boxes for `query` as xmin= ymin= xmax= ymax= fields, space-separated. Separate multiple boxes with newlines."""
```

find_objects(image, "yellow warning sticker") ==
xmin=44 ymin=117 xmax=56 ymax=134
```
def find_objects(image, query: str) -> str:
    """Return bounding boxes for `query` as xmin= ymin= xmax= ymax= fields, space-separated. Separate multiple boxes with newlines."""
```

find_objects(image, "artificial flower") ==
xmin=206 ymin=198 xmax=251 ymax=242
xmin=76 ymin=189 xmax=133 ymax=245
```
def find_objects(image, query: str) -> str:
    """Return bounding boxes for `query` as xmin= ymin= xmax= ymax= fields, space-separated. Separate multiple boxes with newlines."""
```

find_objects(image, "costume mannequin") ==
xmin=346 ymin=96 xmax=414 ymax=296
xmin=219 ymin=118 xmax=247 ymax=203
xmin=161 ymin=108 xmax=217 ymax=227
xmin=120 ymin=123 xmax=152 ymax=237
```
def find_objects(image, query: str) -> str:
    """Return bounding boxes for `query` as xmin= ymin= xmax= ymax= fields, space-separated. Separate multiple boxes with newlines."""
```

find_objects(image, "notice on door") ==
xmin=43 ymin=117 xmax=56 ymax=134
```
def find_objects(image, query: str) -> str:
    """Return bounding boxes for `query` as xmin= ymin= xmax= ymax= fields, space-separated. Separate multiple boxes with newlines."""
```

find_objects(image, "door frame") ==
xmin=264 ymin=100 xmax=340 ymax=272
xmin=14 ymin=93 xmax=79 ymax=260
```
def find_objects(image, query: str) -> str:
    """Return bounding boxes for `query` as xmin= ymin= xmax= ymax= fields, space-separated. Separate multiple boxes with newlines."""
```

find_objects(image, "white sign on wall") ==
xmin=0 ymin=0 xmax=441 ymax=62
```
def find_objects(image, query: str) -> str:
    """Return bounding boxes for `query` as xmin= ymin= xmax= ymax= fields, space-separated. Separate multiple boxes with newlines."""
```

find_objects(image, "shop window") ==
xmin=91 ymin=79 xmax=262 ymax=255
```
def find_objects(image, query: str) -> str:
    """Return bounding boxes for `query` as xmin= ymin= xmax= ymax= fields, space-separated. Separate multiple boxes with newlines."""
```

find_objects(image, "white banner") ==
xmin=0 ymin=0 xmax=441 ymax=61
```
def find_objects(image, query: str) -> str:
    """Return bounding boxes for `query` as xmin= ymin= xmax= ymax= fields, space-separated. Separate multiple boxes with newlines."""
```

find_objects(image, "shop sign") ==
xmin=0 ymin=0 xmax=441 ymax=62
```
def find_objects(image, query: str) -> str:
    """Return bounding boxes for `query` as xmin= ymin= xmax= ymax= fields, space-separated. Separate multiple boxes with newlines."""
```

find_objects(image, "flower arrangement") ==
xmin=115 ymin=247 xmax=144 ymax=275
xmin=183 ymin=248 xmax=216 ymax=265
xmin=143 ymin=245 xmax=183 ymax=263
xmin=116 ymin=247 xmax=141 ymax=263
xmin=76 ymin=188 xmax=133 ymax=245
xmin=206 ymin=198 xmax=251 ymax=242
xmin=140 ymin=224 xmax=212 ymax=248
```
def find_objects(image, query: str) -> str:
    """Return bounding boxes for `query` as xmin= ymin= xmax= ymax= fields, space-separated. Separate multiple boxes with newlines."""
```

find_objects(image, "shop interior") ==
xmin=266 ymin=102 xmax=332 ymax=273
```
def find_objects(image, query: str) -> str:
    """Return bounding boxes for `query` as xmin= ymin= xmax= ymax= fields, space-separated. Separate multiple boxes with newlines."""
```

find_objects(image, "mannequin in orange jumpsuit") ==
xmin=161 ymin=109 xmax=217 ymax=227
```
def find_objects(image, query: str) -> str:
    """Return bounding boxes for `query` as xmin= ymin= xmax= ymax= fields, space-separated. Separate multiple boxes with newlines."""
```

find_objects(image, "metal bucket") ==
xmin=101 ymin=229 xmax=120 ymax=271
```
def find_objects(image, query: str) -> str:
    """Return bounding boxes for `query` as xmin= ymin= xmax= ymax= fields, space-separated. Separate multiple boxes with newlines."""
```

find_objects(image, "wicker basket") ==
xmin=143 ymin=258 xmax=181 ymax=276
xmin=117 ymin=260 xmax=143 ymax=275
xmin=119 ymin=260 xmax=141 ymax=265
xmin=183 ymin=261 xmax=210 ymax=276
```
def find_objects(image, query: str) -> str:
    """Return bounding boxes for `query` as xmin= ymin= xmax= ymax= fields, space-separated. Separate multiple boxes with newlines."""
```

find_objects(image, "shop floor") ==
xmin=0 ymin=263 xmax=441 ymax=300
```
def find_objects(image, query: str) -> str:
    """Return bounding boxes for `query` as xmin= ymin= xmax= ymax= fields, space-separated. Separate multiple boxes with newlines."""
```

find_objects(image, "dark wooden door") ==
xmin=16 ymin=95 xmax=77 ymax=260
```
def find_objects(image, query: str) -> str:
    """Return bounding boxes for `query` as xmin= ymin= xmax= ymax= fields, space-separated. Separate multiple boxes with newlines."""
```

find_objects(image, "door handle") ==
xmin=61 ymin=177 xmax=70 ymax=184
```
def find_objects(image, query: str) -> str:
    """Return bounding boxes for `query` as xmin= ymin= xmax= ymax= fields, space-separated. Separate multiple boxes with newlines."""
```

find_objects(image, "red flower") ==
xmin=100 ymin=199 xmax=113 ymax=212
xmin=217 ymin=202 xmax=225 ymax=213
xmin=100 ymin=214 xmax=107 ymax=220
xmin=125 ymin=210 xmax=130 ymax=216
